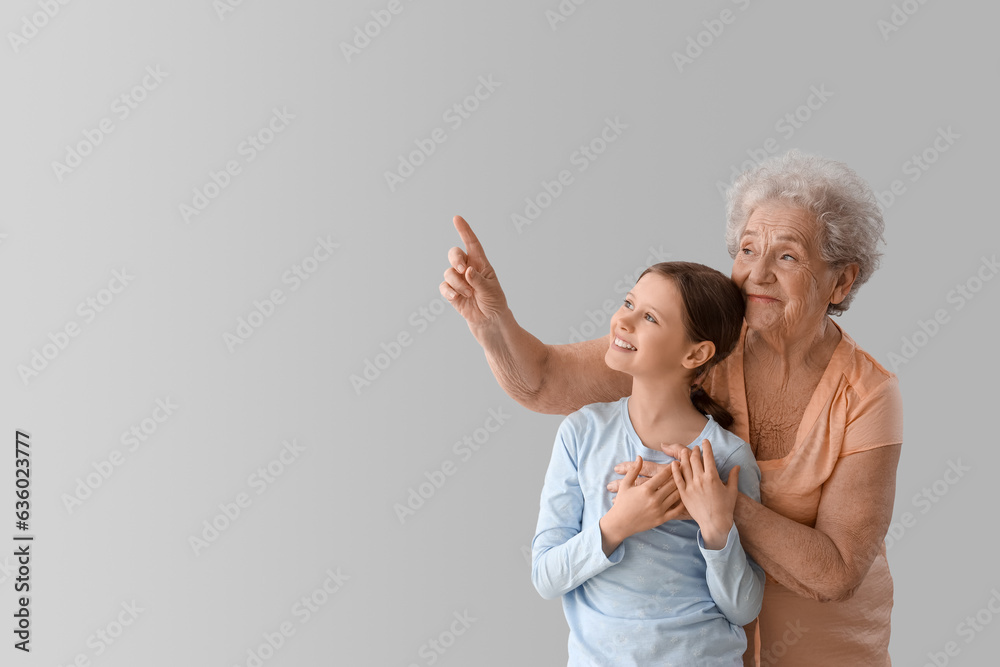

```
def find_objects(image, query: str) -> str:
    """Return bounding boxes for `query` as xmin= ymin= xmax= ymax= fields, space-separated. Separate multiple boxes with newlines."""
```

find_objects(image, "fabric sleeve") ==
xmin=698 ymin=524 xmax=765 ymax=627
xmin=702 ymin=441 xmax=765 ymax=626
xmin=531 ymin=418 xmax=624 ymax=601
xmin=840 ymin=374 xmax=904 ymax=457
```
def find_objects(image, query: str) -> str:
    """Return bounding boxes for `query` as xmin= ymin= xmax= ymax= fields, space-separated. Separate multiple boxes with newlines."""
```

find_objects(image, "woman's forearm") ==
xmin=470 ymin=307 xmax=631 ymax=415
xmin=732 ymin=444 xmax=899 ymax=603
xmin=733 ymin=494 xmax=865 ymax=603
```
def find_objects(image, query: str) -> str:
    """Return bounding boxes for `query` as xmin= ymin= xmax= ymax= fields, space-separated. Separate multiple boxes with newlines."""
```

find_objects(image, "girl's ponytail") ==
xmin=690 ymin=383 xmax=735 ymax=430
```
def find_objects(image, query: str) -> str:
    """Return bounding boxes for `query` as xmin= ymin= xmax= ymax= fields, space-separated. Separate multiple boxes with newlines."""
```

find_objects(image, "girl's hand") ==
xmin=607 ymin=452 xmax=692 ymax=521
xmin=671 ymin=439 xmax=740 ymax=550
xmin=599 ymin=455 xmax=683 ymax=556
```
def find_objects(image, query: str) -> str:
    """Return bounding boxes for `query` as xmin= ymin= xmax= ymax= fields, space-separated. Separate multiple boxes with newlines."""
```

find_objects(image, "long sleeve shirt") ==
xmin=532 ymin=397 xmax=765 ymax=666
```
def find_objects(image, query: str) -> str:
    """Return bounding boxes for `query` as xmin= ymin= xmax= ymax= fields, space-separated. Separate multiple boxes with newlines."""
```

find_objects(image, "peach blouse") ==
xmin=704 ymin=319 xmax=904 ymax=666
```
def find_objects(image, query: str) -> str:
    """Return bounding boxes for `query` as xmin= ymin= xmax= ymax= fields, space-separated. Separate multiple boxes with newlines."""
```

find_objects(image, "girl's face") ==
xmin=604 ymin=273 xmax=713 ymax=380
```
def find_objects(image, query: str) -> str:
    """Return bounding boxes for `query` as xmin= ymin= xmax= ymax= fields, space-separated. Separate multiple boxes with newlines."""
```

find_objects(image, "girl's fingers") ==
xmin=678 ymin=448 xmax=694 ymax=483
xmin=648 ymin=464 xmax=673 ymax=492
xmin=622 ymin=455 xmax=643 ymax=488
xmin=700 ymin=439 xmax=719 ymax=476
xmin=671 ymin=461 xmax=686 ymax=491
xmin=690 ymin=446 xmax=705 ymax=477
xmin=660 ymin=489 xmax=680 ymax=510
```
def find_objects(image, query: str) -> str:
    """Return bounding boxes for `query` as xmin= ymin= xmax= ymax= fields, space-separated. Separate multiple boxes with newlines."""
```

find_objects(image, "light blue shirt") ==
xmin=532 ymin=397 xmax=765 ymax=666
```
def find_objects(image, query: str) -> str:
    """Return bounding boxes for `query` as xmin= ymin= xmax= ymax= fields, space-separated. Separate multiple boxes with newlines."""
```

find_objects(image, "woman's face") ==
xmin=605 ymin=273 xmax=711 ymax=380
xmin=730 ymin=203 xmax=849 ymax=337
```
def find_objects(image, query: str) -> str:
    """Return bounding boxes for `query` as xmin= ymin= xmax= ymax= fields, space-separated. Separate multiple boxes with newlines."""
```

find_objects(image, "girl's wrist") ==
xmin=599 ymin=512 xmax=629 ymax=554
xmin=700 ymin=518 xmax=734 ymax=550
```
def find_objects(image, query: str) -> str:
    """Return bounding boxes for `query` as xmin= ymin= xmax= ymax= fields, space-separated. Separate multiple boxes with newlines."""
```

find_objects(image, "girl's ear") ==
xmin=682 ymin=340 xmax=715 ymax=370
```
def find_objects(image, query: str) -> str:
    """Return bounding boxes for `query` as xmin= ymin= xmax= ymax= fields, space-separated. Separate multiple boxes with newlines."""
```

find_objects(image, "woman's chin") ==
xmin=744 ymin=308 xmax=783 ymax=334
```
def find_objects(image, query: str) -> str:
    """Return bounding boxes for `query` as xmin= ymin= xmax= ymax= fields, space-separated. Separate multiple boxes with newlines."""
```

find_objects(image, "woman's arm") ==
xmin=732 ymin=443 xmax=901 ymax=602
xmin=475 ymin=310 xmax=631 ymax=415
xmin=441 ymin=215 xmax=631 ymax=415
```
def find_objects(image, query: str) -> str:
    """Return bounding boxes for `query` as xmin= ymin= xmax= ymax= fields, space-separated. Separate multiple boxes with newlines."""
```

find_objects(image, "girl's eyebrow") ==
xmin=625 ymin=291 xmax=663 ymax=319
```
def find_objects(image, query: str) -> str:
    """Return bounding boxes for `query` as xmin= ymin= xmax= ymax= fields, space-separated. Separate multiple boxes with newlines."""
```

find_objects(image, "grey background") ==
xmin=2 ymin=0 xmax=998 ymax=665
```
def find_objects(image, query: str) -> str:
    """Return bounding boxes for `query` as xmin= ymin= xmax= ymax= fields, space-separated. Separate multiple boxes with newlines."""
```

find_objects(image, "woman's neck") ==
xmin=745 ymin=316 xmax=841 ymax=379
xmin=627 ymin=375 xmax=709 ymax=450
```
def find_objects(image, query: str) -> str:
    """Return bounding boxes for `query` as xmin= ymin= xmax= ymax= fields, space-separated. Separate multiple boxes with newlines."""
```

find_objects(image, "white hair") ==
xmin=725 ymin=150 xmax=885 ymax=315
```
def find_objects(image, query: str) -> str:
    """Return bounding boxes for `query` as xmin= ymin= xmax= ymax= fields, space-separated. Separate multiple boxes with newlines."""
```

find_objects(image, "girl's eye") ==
xmin=623 ymin=299 xmax=633 ymax=309
xmin=645 ymin=314 xmax=657 ymax=323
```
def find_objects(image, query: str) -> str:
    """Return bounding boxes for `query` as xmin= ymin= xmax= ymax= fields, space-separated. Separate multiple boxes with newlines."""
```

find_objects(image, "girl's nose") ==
xmin=616 ymin=312 xmax=636 ymax=331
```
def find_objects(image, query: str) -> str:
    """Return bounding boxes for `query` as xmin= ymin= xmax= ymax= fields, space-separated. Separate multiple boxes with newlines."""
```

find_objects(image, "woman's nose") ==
xmin=750 ymin=255 xmax=776 ymax=284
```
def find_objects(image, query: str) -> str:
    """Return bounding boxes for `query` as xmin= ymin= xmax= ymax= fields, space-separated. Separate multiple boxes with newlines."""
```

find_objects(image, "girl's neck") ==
xmin=627 ymin=375 xmax=709 ymax=450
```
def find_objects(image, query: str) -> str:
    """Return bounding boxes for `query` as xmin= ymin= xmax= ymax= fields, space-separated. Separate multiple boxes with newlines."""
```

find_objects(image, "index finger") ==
xmin=453 ymin=215 xmax=484 ymax=256
xmin=700 ymin=439 xmax=719 ymax=475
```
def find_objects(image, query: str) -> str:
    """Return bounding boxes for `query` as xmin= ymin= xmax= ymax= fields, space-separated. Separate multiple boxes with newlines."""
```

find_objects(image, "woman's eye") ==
xmin=741 ymin=247 xmax=752 ymax=255
xmin=781 ymin=254 xmax=796 ymax=261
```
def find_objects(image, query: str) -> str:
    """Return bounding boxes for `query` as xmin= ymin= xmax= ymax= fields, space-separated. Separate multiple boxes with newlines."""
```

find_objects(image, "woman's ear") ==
xmin=831 ymin=263 xmax=860 ymax=305
xmin=683 ymin=340 xmax=715 ymax=370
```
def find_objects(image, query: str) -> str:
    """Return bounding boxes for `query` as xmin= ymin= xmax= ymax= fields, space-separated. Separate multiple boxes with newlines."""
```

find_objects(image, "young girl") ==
xmin=531 ymin=261 xmax=764 ymax=666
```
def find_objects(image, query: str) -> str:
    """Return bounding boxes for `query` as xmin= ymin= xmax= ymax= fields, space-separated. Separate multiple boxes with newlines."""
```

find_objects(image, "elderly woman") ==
xmin=440 ymin=150 xmax=903 ymax=665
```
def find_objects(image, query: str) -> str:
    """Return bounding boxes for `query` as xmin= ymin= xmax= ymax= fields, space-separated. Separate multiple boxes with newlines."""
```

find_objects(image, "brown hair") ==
xmin=636 ymin=262 xmax=745 ymax=429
